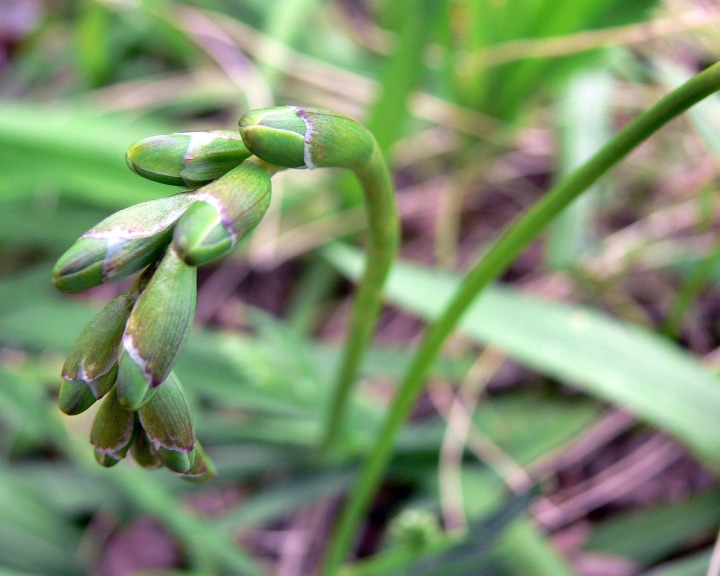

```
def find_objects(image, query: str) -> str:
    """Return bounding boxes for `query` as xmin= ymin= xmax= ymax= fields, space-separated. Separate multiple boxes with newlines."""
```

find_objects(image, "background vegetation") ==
xmin=1 ymin=0 xmax=720 ymax=575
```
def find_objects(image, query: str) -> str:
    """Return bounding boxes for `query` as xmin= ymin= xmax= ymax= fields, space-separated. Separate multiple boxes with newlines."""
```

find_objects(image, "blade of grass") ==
xmin=495 ymin=517 xmax=578 ymax=576
xmin=485 ymin=0 xmax=656 ymax=119
xmin=258 ymin=0 xmax=322 ymax=88
xmin=585 ymin=489 xmax=720 ymax=568
xmin=0 ymin=101 xmax=174 ymax=207
xmin=105 ymin=466 xmax=266 ymax=576
xmin=645 ymin=550 xmax=712 ymax=576
xmin=326 ymin=243 xmax=720 ymax=467
xmin=546 ymin=67 xmax=613 ymax=268
xmin=76 ymin=0 xmax=112 ymax=87
xmin=655 ymin=60 xmax=720 ymax=338
xmin=346 ymin=488 xmax=535 ymax=576
xmin=366 ymin=0 xmax=441 ymax=155
xmin=215 ymin=470 xmax=354 ymax=531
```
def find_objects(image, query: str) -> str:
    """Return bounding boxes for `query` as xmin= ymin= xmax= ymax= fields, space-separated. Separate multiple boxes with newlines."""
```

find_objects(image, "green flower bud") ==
xmin=116 ymin=246 xmax=196 ymax=409
xmin=238 ymin=106 xmax=374 ymax=170
xmin=126 ymin=130 xmax=252 ymax=187
xmin=59 ymin=286 xmax=142 ymax=414
xmin=238 ymin=108 xmax=306 ymax=168
xmin=138 ymin=372 xmax=195 ymax=473
xmin=173 ymin=202 xmax=232 ymax=266
xmin=90 ymin=386 xmax=135 ymax=467
xmin=53 ymin=193 xmax=193 ymax=292
xmin=173 ymin=157 xmax=272 ymax=266
xmin=130 ymin=427 xmax=162 ymax=469
xmin=116 ymin=351 xmax=156 ymax=410
xmin=158 ymin=447 xmax=195 ymax=474
xmin=58 ymin=379 xmax=97 ymax=416
xmin=59 ymin=364 xmax=118 ymax=416
xmin=178 ymin=441 xmax=217 ymax=483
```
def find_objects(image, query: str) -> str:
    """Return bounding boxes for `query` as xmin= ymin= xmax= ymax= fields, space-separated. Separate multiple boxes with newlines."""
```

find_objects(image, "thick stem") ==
xmin=322 ymin=143 xmax=399 ymax=452
xmin=320 ymin=62 xmax=720 ymax=574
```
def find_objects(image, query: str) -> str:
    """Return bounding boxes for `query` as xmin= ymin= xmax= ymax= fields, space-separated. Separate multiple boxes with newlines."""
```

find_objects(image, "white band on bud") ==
xmin=295 ymin=107 xmax=318 ymax=170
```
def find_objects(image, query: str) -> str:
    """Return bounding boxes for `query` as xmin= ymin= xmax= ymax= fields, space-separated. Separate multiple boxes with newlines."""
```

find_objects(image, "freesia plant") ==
xmin=53 ymin=62 xmax=720 ymax=570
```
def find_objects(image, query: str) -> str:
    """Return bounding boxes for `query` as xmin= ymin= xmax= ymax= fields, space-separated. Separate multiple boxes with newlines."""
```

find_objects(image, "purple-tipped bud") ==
xmin=238 ymin=106 xmax=374 ymax=170
xmin=59 ymin=287 xmax=141 ymax=414
xmin=138 ymin=372 xmax=196 ymax=473
xmin=173 ymin=158 xmax=272 ymax=266
xmin=116 ymin=246 xmax=196 ymax=409
xmin=90 ymin=387 xmax=135 ymax=467
xmin=59 ymin=364 xmax=118 ymax=416
xmin=52 ymin=193 xmax=193 ymax=292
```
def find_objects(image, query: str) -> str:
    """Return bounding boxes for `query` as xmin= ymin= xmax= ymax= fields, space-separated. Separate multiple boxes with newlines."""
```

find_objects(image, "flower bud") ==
xmin=178 ymin=441 xmax=217 ymax=482
xmin=173 ymin=158 xmax=272 ymax=266
xmin=116 ymin=246 xmax=196 ymax=409
xmin=90 ymin=387 xmax=135 ymax=467
xmin=138 ymin=372 xmax=195 ymax=473
xmin=130 ymin=428 xmax=162 ymax=469
xmin=59 ymin=287 xmax=142 ymax=414
xmin=116 ymin=351 xmax=157 ymax=410
xmin=58 ymin=379 xmax=98 ymax=416
xmin=53 ymin=193 xmax=193 ymax=292
xmin=238 ymin=106 xmax=374 ymax=170
xmin=126 ymin=130 xmax=252 ymax=187
xmin=59 ymin=364 xmax=118 ymax=416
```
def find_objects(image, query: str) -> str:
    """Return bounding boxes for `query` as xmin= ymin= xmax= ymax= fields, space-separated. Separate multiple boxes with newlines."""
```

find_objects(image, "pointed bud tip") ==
xmin=94 ymin=450 xmax=122 ymax=468
xmin=58 ymin=379 xmax=98 ymax=415
xmin=52 ymin=237 xmax=106 ymax=292
xmin=158 ymin=445 xmax=196 ymax=473
xmin=90 ymin=388 xmax=135 ymax=465
xmin=127 ymin=131 xmax=252 ymax=187
xmin=126 ymin=134 xmax=191 ymax=186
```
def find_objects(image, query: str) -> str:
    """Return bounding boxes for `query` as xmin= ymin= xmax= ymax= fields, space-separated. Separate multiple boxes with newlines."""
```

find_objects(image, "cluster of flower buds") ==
xmin=53 ymin=130 xmax=276 ymax=480
xmin=54 ymin=107 xmax=378 ymax=479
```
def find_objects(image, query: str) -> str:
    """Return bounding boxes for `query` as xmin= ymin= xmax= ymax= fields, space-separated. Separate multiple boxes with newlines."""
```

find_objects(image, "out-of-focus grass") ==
xmin=2 ymin=0 xmax=720 ymax=574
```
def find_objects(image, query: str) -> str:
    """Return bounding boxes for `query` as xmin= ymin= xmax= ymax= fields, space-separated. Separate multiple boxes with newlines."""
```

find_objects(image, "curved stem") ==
xmin=322 ymin=143 xmax=399 ymax=452
xmin=320 ymin=62 xmax=720 ymax=574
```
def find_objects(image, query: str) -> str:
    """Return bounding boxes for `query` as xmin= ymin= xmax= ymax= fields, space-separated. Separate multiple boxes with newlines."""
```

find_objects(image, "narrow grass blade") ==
xmin=325 ymin=243 xmax=720 ymax=469
xmin=585 ymin=490 xmax=720 ymax=568
xmin=365 ymin=0 xmax=442 ymax=155
xmin=546 ymin=67 xmax=613 ymax=268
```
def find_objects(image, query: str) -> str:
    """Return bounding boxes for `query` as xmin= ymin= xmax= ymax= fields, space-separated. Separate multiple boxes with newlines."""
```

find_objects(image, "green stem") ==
xmin=320 ymin=62 xmax=720 ymax=574
xmin=322 ymin=143 xmax=399 ymax=452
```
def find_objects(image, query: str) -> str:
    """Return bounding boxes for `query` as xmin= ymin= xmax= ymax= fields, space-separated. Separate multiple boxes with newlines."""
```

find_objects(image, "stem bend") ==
xmin=320 ymin=62 xmax=720 ymax=575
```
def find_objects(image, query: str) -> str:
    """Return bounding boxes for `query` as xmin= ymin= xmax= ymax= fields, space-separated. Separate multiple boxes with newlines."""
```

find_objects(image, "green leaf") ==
xmin=546 ymin=67 xmax=613 ymax=268
xmin=645 ymin=551 xmax=712 ymax=576
xmin=585 ymin=490 xmax=720 ymax=567
xmin=324 ymin=243 xmax=720 ymax=469
xmin=0 ymin=463 xmax=85 ymax=575
xmin=0 ymin=101 xmax=174 ymax=208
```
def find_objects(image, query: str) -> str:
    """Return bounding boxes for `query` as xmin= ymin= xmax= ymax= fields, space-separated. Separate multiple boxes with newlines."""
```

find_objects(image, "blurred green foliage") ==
xmin=1 ymin=0 xmax=720 ymax=574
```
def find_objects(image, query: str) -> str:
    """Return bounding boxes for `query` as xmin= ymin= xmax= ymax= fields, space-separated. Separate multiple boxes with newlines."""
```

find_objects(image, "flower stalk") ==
xmin=238 ymin=106 xmax=399 ymax=453
xmin=54 ymin=107 xmax=399 ymax=487
xmin=318 ymin=61 xmax=720 ymax=575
